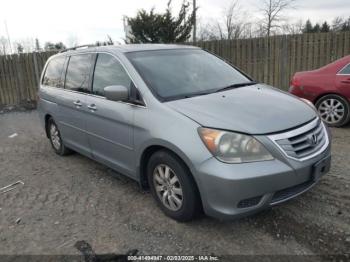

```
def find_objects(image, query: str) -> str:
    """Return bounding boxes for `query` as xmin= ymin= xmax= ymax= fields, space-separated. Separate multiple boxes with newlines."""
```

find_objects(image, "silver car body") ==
xmin=38 ymin=44 xmax=331 ymax=219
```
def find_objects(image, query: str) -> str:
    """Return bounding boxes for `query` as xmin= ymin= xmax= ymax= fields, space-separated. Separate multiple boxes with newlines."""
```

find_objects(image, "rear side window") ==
xmin=65 ymin=54 xmax=93 ymax=93
xmin=42 ymin=56 xmax=66 ymax=88
xmin=92 ymin=53 xmax=132 ymax=96
xmin=339 ymin=64 xmax=350 ymax=75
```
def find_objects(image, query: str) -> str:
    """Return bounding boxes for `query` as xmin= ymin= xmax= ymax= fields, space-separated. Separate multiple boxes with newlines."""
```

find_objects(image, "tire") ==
xmin=147 ymin=150 xmax=201 ymax=222
xmin=47 ymin=118 xmax=72 ymax=156
xmin=315 ymin=94 xmax=350 ymax=127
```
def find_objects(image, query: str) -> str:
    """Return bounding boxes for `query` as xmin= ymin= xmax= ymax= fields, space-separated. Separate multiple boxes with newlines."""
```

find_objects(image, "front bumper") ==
xmin=195 ymin=146 xmax=331 ymax=220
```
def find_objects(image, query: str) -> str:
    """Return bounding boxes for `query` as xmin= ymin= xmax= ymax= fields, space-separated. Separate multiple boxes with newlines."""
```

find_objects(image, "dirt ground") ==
xmin=0 ymin=110 xmax=349 ymax=261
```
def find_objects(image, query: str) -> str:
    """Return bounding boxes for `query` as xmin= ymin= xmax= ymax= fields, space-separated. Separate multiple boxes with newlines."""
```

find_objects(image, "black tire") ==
xmin=47 ymin=118 xmax=72 ymax=156
xmin=315 ymin=94 xmax=350 ymax=127
xmin=147 ymin=150 xmax=201 ymax=222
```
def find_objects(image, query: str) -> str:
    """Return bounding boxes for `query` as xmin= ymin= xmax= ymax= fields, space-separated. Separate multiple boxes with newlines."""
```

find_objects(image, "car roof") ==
xmin=112 ymin=44 xmax=199 ymax=52
xmin=55 ymin=44 xmax=200 ymax=57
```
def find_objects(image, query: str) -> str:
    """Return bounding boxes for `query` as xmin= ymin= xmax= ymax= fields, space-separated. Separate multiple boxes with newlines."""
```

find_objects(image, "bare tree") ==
xmin=198 ymin=0 xmax=248 ymax=41
xmin=225 ymin=1 xmax=245 ymax=39
xmin=216 ymin=0 xmax=247 ymax=40
xmin=332 ymin=16 xmax=344 ymax=31
xmin=254 ymin=23 xmax=266 ymax=37
xmin=259 ymin=0 xmax=295 ymax=37
xmin=215 ymin=22 xmax=225 ymax=40
xmin=241 ymin=22 xmax=254 ymax=39
xmin=282 ymin=19 xmax=303 ymax=35
xmin=0 ymin=36 xmax=8 ymax=55
xmin=197 ymin=21 xmax=219 ymax=41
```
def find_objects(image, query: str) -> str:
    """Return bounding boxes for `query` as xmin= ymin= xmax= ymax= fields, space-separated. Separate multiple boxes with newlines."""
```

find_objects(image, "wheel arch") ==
xmin=138 ymin=143 xmax=203 ymax=212
xmin=44 ymin=114 xmax=53 ymax=138
xmin=138 ymin=142 xmax=198 ymax=192
xmin=314 ymin=92 xmax=349 ymax=105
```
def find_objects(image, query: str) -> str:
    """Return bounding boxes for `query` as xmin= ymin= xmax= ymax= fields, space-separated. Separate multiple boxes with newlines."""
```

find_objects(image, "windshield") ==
xmin=126 ymin=49 xmax=251 ymax=101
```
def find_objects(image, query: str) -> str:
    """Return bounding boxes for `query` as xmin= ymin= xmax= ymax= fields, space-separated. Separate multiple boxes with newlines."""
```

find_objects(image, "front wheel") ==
xmin=147 ymin=150 xmax=201 ymax=222
xmin=316 ymin=94 xmax=350 ymax=127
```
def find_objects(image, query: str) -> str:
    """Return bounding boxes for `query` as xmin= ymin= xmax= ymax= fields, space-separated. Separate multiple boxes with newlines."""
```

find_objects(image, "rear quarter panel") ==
xmin=297 ymin=56 xmax=350 ymax=102
xmin=37 ymin=86 xmax=60 ymax=130
xmin=37 ymin=54 xmax=65 ymax=131
xmin=302 ymin=73 xmax=336 ymax=103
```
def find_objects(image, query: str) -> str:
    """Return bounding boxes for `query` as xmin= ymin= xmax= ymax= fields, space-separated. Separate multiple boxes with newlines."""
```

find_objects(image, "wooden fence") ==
xmin=195 ymin=32 xmax=350 ymax=90
xmin=0 ymin=51 xmax=56 ymax=107
xmin=0 ymin=32 xmax=349 ymax=107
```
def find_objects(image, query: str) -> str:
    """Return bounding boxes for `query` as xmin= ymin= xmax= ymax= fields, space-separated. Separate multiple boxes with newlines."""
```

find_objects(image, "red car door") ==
xmin=335 ymin=63 xmax=350 ymax=100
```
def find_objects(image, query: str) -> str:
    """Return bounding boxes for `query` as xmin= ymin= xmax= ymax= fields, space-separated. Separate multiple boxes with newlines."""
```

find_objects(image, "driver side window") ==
xmin=92 ymin=53 xmax=132 ymax=96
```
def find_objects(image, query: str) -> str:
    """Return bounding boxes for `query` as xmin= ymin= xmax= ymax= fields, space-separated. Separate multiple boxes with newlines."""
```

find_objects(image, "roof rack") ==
xmin=59 ymin=44 xmax=97 ymax=53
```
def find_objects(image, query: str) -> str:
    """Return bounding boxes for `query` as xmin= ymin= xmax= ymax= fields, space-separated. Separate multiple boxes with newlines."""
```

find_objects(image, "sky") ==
xmin=0 ymin=0 xmax=349 ymax=48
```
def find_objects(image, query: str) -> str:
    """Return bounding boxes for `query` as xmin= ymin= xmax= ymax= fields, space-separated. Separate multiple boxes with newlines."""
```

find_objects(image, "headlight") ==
xmin=198 ymin=127 xmax=274 ymax=164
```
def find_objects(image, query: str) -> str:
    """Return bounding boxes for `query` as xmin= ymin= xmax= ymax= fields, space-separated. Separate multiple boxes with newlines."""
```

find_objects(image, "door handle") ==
xmin=87 ymin=104 xmax=97 ymax=111
xmin=341 ymin=80 xmax=350 ymax=84
xmin=73 ymin=100 xmax=83 ymax=107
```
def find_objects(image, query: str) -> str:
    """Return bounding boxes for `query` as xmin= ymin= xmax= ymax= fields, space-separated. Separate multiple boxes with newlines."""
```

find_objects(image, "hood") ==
xmin=166 ymin=84 xmax=317 ymax=134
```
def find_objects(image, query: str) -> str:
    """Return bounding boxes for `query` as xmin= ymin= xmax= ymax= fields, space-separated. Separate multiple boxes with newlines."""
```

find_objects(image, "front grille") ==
xmin=237 ymin=195 xmax=262 ymax=208
xmin=268 ymin=118 xmax=328 ymax=161
xmin=271 ymin=180 xmax=314 ymax=204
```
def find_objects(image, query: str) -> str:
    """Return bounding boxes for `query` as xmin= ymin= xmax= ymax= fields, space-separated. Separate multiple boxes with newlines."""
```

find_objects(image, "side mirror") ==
xmin=104 ymin=85 xmax=129 ymax=102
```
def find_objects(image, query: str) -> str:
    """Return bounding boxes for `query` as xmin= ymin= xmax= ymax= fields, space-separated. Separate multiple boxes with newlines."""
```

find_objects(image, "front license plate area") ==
xmin=312 ymin=156 xmax=331 ymax=181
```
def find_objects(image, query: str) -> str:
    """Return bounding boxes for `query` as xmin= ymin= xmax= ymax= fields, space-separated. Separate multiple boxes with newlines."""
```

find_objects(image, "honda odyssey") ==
xmin=38 ymin=44 xmax=331 ymax=221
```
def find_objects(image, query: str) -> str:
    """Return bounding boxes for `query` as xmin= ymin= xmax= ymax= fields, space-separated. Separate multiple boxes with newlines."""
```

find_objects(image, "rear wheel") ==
xmin=147 ymin=150 xmax=201 ymax=222
xmin=316 ymin=94 xmax=350 ymax=127
xmin=48 ymin=118 xmax=72 ymax=156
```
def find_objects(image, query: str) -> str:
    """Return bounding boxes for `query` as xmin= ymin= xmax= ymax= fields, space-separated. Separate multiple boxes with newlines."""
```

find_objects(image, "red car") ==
xmin=289 ymin=55 xmax=350 ymax=127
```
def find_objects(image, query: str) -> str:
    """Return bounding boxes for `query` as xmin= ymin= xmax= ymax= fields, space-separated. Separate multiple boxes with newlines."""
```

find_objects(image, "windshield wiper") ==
xmin=215 ymin=81 xmax=257 ymax=93
xmin=163 ymin=90 xmax=213 ymax=101
xmin=163 ymin=81 xmax=258 ymax=101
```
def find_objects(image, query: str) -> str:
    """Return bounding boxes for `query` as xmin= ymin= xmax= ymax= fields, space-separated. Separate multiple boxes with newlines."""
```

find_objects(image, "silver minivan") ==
xmin=38 ymin=44 xmax=331 ymax=221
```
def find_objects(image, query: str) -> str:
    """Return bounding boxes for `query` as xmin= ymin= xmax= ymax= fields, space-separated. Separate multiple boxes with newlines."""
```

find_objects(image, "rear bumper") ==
xmin=194 ymin=148 xmax=331 ymax=220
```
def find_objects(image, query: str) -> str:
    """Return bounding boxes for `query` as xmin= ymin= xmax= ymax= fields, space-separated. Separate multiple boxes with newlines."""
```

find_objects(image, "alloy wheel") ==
xmin=50 ymin=123 xmax=61 ymax=150
xmin=318 ymin=98 xmax=345 ymax=124
xmin=152 ymin=164 xmax=183 ymax=211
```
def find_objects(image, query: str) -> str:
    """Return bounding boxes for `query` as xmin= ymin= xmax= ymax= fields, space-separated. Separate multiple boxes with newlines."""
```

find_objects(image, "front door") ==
xmin=84 ymin=53 xmax=135 ymax=176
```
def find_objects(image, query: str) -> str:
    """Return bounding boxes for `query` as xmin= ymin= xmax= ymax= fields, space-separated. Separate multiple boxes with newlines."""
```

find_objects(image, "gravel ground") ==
xmin=0 ymin=110 xmax=349 ymax=260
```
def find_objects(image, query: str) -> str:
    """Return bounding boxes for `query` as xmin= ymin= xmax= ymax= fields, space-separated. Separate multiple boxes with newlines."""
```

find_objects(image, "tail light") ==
xmin=290 ymin=76 xmax=301 ymax=88
xmin=289 ymin=76 xmax=301 ymax=92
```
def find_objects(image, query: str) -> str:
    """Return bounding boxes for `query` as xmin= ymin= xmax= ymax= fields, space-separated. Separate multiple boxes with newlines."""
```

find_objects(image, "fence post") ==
xmin=33 ymin=52 xmax=40 ymax=87
xmin=263 ymin=36 xmax=269 ymax=84
xmin=15 ymin=54 xmax=27 ymax=103
xmin=280 ymin=35 xmax=289 ymax=90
